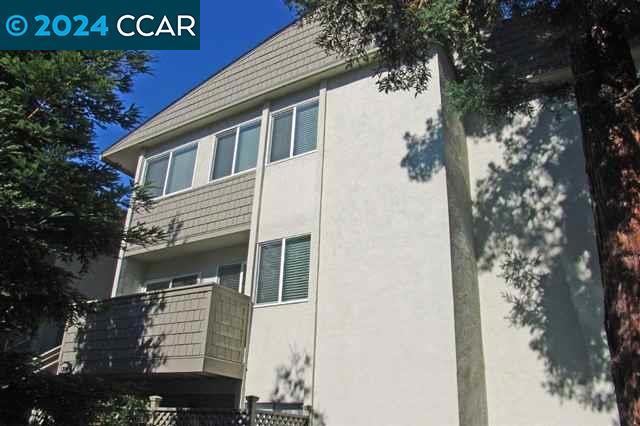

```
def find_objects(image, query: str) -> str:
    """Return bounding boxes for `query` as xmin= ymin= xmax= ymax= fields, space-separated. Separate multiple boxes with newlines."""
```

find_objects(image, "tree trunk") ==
xmin=570 ymin=13 xmax=640 ymax=426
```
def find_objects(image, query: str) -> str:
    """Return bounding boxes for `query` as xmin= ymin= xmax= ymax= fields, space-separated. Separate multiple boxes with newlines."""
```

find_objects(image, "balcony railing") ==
xmin=126 ymin=172 xmax=255 ymax=256
xmin=58 ymin=284 xmax=251 ymax=379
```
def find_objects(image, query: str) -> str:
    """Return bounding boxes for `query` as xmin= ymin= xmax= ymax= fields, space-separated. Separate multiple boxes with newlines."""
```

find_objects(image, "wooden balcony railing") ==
xmin=58 ymin=284 xmax=250 ymax=378
xmin=126 ymin=172 xmax=255 ymax=256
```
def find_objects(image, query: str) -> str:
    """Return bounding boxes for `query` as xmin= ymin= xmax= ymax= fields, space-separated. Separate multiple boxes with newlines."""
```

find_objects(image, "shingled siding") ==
xmin=127 ymin=172 xmax=256 ymax=256
xmin=107 ymin=21 xmax=342 ymax=153
xmin=206 ymin=285 xmax=250 ymax=364
xmin=58 ymin=284 xmax=251 ymax=378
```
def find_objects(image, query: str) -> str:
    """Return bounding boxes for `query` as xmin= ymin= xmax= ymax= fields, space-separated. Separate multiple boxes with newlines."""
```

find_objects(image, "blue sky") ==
xmin=95 ymin=1 xmax=295 ymax=158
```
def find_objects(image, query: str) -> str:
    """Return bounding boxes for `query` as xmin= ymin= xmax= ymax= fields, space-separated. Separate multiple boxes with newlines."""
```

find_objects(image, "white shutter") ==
xmin=293 ymin=102 xmax=318 ymax=155
xmin=257 ymin=241 xmax=282 ymax=303
xmin=282 ymin=236 xmax=311 ymax=301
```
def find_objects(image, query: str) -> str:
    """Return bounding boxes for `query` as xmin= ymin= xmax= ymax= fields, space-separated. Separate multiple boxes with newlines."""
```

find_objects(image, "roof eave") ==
xmin=101 ymin=58 xmax=357 ymax=175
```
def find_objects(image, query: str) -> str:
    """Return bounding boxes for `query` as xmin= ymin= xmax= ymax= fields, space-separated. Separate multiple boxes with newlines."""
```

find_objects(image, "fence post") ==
xmin=246 ymin=395 xmax=259 ymax=426
xmin=304 ymin=405 xmax=314 ymax=426
xmin=148 ymin=395 xmax=163 ymax=425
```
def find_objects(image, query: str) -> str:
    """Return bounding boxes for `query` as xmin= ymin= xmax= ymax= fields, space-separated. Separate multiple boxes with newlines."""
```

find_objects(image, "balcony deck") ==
xmin=126 ymin=172 xmax=255 ymax=257
xmin=58 ymin=284 xmax=251 ymax=379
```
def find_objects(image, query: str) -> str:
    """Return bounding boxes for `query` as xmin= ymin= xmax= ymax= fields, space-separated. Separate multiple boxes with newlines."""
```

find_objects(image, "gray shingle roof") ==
xmin=104 ymin=20 xmax=342 ymax=160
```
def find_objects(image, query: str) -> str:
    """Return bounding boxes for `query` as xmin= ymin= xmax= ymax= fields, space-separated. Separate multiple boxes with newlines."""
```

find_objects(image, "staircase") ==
xmin=35 ymin=345 xmax=61 ymax=374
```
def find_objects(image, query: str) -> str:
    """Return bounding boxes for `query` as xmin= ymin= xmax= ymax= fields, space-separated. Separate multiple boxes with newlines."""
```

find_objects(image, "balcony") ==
xmin=126 ymin=172 xmax=255 ymax=257
xmin=58 ymin=284 xmax=251 ymax=379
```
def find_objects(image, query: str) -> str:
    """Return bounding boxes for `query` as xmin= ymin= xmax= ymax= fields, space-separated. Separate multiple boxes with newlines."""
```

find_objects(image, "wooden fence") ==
xmin=148 ymin=396 xmax=310 ymax=426
xmin=148 ymin=408 xmax=248 ymax=426
xmin=30 ymin=395 xmax=309 ymax=426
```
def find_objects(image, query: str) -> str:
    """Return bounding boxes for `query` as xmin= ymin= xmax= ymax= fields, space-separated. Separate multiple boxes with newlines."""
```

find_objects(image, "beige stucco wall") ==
xmin=65 ymin=256 xmax=116 ymax=301
xmin=244 ymin=87 xmax=322 ymax=406
xmin=467 ymin=104 xmax=616 ymax=425
xmin=30 ymin=256 xmax=117 ymax=354
xmin=311 ymin=63 xmax=459 ymax=426
xmin=106 ymin=43 xmax=620 ymax=426
xmin=116 ymin=244 xmax=248 ymax=296
xmin=116 ymin=256 xmax=146 ymax=296
xmin=144 ymin=244 xmax=248 ymax=284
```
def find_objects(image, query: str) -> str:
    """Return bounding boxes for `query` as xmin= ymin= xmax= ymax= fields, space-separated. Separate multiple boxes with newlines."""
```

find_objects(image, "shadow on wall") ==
xmin=165 ymin=215 xmax=184 ymax=248
xmin=70 ymin=292 xmax=168 ymax=374
xmin=400 ymin=111 xmax=445 ymax=182
xmin=401 ymin=102 xmax=614 ymax=412
xmin=270 ymin=348 xmax=326 ymax=426
xmin=127 ymin=214 xmax=183 ymax=252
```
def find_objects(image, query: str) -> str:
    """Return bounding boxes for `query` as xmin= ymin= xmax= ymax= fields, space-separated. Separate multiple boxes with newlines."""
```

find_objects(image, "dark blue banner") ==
xmin=0 ymin=0 xmax=200 ymax=50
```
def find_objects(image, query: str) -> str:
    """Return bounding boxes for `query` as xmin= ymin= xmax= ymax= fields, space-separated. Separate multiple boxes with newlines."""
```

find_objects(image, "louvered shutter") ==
xmin=282 ymin=236 xmax=311 ymax=301
xmin=219 ymin=264 xmax=243 ymax=291
xmin=257 ymin=241 xmax=282 ymax=303
xmin=293 ymin=102 xmax=318 ymax=155
xmin=270 ymin=111 xmax=293 ymax=162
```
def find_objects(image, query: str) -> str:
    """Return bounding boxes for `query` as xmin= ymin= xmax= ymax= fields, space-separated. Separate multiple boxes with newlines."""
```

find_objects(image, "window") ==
xmin=218 ymin=263 xmax=245 ymax=292
xmin=143 ymin=143 xmax=198 ymax=198
xmin=166 ymin=146 xmax=197 ymax=194
xmin=256 ymin=235 xmax=311 ymax=304
xmin=144 ymin=274 xmax=199 ymax=292
xmin=269 ymin=101 xmax=319 ymax=163
xmin=212 ymin=120 xmax=261 ymax=180
xmin=171 ymin=274 xmax=199 ymax=288
xmin=145 ymin=279 xmax=171 ymax=292
xmin=144 ymin=155 xmax=169 ymax=198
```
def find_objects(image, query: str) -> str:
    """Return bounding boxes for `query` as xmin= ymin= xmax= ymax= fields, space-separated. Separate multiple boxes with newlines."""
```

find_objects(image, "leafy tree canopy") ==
xmin=286 ymin=0 xmax=639 ymax=121
xmin=285 ymin=1 xmax=640 ymax=425
xmin=1 ymin=351 xmax=148 ymax=426
xmin=0 ymin=51 xmax=163 ymax=346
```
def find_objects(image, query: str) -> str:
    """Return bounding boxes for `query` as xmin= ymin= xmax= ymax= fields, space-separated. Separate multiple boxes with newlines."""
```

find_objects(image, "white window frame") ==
xmin=215 ymin=261 xmax=246 ymax=292
xmin=141 ymin=141 xmax=199 ymax=199
xmin=210 ymin=117 xmax=261 ymax=182
xmin=267 ymin=98 xmax=319 ymax=165
xmin=254 ymin=234 xmax=311 ymax=307
xmin=144 ymin=272 xmax=201 ymax=293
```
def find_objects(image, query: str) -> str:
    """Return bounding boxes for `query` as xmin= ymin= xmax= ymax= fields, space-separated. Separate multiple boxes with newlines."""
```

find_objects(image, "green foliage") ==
xmin=0 ymin=51 xmax=164 ymax=423
xmin=0 ymin=51 xmax=164 ymax=339
xmin=0 ymin=352 xmax=148 ymax=425
xmin=285 ymin=0 xmax=640 ymax=421
xmin=285 ymin=0 xmax=633 ymax=122
xmin=285 ymin=0 xmax=498 ymax=112
xmin=90 ymin=395 xmax=149 ymax=426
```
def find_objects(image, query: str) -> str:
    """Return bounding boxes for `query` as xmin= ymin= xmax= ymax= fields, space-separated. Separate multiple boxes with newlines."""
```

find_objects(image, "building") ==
xmin=57 ymin=19 xmax=628 ymax=426
xmin=9 ymin=256 xmax=116 ymax=374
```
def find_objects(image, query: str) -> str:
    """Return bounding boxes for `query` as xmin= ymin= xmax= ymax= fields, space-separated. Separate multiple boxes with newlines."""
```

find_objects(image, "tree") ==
xmin=89 ymin=394 xmax=150 ymax=426
xmin=284 ymin=0 xmax=640 ymax=424
xmin=0 ymin=51 xmax=163 ymax=423
xmin=1 ymin=351 xmax=149 ymax=426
